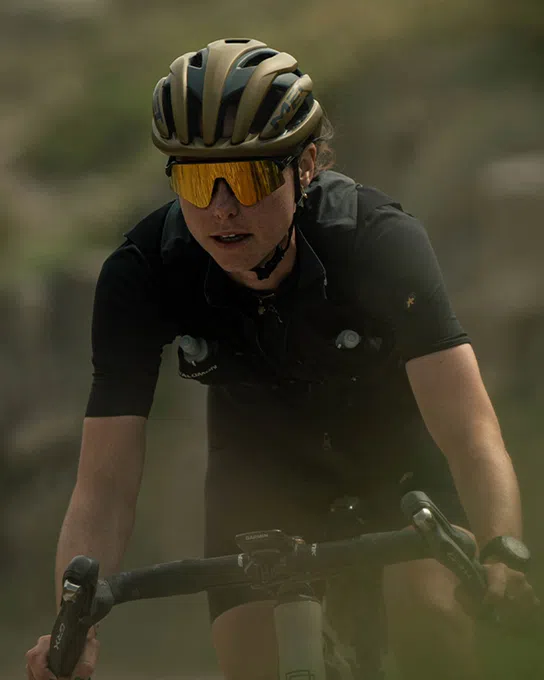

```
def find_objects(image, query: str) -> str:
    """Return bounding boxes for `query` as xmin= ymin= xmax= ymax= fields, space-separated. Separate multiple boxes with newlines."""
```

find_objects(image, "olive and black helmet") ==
xmin=151 ymin=38 xmax=323 ymax=159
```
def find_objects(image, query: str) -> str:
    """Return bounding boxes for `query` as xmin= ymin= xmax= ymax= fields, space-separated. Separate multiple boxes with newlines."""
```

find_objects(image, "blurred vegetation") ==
xmin=1 ymin=0 xmax=543 ymax=677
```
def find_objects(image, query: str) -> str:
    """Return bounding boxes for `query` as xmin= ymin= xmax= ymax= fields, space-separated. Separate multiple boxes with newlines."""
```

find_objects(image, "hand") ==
xmin=482 ymin=560 xmax=540 ymax=630
xmin=26 ymin=627 xmax=100 ymax=680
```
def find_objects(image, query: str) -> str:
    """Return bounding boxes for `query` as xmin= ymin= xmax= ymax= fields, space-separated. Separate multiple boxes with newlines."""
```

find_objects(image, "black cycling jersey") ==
xmin=86 ymin=170 xmax=468 ymax=421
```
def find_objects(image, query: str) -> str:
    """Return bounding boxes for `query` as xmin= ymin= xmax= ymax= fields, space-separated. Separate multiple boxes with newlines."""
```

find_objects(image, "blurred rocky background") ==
xmin=1 ymin=0 xmax=543 ymax=677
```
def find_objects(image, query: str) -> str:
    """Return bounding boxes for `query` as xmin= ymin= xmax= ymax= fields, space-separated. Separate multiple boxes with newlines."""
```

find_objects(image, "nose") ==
xmin=209 ymin=179 xmax=239 ymax=219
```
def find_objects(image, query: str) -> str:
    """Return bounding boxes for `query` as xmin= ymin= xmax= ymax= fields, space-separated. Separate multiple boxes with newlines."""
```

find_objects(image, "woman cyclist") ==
xmin=26 ymin=38 xmax=537 ymax=680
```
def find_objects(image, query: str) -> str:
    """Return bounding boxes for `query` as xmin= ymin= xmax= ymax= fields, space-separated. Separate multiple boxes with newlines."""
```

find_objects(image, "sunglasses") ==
xmin=166 ymin=155 xmax=296 ymax=209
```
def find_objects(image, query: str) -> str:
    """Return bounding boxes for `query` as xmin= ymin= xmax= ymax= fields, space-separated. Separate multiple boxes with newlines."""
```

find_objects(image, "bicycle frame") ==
xmin=275 ymin=592 xmax=329 ymax=680
xmin=274 ymin=585 xmax=382 ymax=680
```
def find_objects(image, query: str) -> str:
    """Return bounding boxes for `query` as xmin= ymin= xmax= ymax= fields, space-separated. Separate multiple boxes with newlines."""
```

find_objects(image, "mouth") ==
xmin=211 ymin=232 xmax=252 ymax=245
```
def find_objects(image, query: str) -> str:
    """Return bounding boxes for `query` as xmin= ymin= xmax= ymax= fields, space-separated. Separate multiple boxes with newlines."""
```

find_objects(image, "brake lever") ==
xmin=88 ymin=578 xmax=115 ymax=624
xmin=401 ymin=491 xmax=487 ymax=599
xmin=48 ymin=556 xmax=99 ymax=678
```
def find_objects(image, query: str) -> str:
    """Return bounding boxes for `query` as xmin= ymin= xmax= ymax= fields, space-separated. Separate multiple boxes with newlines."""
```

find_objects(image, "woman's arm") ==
xmin=406 ymin=343 xmax=522 ymax=547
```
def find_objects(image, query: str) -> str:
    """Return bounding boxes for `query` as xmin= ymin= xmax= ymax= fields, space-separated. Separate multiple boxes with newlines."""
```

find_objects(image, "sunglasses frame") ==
xmin=164 ymin=153 xmax=298 ymax=178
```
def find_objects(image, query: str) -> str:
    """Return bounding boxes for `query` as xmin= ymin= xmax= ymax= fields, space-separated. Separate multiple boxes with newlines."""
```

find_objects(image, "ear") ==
xmin=298 ymin=143 xmax=317 ymax=188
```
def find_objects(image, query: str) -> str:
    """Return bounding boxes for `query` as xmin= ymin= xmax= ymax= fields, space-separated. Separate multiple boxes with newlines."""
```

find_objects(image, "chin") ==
xmin=210 ymin=252 xmax=260 ymax=274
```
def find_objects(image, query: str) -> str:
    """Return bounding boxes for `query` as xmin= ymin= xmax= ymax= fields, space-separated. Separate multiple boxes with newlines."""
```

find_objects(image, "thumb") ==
xmin=483 ymin=562 xmax=508 ymax=607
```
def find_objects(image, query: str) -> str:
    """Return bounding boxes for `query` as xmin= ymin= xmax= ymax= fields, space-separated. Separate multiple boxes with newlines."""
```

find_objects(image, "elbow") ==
xmin=440 ymin=432 xmax=512 ymax=477
xmin=434 ymin=417 xmax=509 ymax=469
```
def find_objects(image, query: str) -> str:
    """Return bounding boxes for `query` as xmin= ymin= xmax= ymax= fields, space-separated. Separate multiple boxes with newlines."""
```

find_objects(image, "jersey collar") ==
xmin=203 ymin=227 xmax=327 ymax=308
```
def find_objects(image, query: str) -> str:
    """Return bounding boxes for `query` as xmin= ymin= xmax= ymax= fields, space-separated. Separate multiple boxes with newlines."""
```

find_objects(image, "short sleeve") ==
xmin=355 ymin=205 xmax=470 ymax=361
xmin=85 ymin=242 xmax=176 ymax=417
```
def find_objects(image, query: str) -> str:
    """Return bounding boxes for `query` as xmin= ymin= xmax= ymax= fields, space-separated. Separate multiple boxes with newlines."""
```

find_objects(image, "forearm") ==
xmin=55 ymin=484 xmax=136 ymax=604
xmin=447 ymin=442 xmax=522 ymax=548
xmin=406 ymin=345 xmax=524 ymax=549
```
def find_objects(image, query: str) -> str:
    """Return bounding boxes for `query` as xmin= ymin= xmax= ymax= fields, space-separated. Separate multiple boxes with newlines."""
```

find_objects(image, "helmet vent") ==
xmin=224 ymin=38 xmax=250 ymax=44
xmin=241 ymin=51 xmax=277 ymax=68
xmin=161 ymin=81 xmax=176 ymax=138
xmin=189 ymin=52 xmax=203 ymax=67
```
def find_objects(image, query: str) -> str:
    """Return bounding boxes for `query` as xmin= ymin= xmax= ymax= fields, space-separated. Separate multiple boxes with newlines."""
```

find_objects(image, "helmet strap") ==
xmin=251 ymin=162 xmax=307 ymax=281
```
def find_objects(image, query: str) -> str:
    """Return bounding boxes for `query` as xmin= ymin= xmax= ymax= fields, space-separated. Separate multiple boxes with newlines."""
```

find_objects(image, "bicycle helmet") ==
xmin=151 ymin=38 xmax=323 ymax=159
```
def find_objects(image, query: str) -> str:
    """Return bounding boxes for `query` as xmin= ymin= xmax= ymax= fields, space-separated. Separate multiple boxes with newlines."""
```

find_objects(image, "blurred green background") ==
xmin=2 ymin=0 xmax=543 ymax=677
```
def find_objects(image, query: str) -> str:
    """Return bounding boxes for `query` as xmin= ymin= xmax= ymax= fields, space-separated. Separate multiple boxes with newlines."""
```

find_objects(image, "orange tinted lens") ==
xmin=225 ymin=160 xmax=285 ymax=206
xmin=169 ymin=160 xmax=285 ymax=207
xmin=170 ymin=163 xmax=215 ymax=208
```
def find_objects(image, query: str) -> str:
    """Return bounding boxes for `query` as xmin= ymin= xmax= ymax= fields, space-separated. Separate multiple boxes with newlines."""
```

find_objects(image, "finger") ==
xmin=25 ymin=663 xmax=52 ymax=680
xmin=507 ymin=574 xmax=536 ymax=601
xmin=483 ymin=563 xmax=508 ymax=606
xmin=71 ymin=637 xmax=100 ymax=680
xmin=87 ymin=624 xmax=99 ymax=640
xmin=53 ymin=637 xmax=100 ymax=680
xmin=504 ymin=581 xmax=540 ymax=622
xmin=26 ymin=650 xmax=56 ymax=680
xmin=501 ymin=570 xmax=535 ymax=605
xmin=492 ymin=576 xmax=540 ymax=631
xmin=37 ymin=634 xmax=52 ymax=650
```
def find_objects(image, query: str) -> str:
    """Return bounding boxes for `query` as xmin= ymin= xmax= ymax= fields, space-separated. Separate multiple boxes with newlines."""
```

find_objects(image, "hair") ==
xmin=313 ymin=113 xmax=335 ymax=175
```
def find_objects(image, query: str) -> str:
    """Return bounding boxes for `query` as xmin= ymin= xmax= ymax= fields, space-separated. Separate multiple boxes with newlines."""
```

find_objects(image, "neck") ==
xmin=229 ymin=230 xmax=297 ymax=291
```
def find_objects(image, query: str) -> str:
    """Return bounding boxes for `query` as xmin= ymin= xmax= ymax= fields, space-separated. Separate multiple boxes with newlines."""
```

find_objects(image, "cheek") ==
xmin=277 ymin=173 xmax=296 ymax=212
xmin=248 ymin=182 xmax=295 ymax=228
xmin=179 ymin=199 xmax=209 ymax=239
xmin=179 ymin=197 xmax=199 ymax=220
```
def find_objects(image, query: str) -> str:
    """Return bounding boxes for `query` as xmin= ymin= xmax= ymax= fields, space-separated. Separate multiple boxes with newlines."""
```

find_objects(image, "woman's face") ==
xmin=179 ymin=165 xmax=297 ymax=275
xmin=179 ymin=145 xmax=316 ymax=276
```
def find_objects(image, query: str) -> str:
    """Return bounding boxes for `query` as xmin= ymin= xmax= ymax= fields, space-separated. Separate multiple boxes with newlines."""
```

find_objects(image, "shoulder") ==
xmin=95 ymin=201 xmax=180 ymax=304
xmin=303 ymin=170 xmax=407 ymax=244
xmin=356 ymin=203 xmax=434 ymax=269
xmin=124 ymin=200 xmax=178 ymax=262
xmin=304 ymin=170 xmax=359 ymax=226
xmin=301 ymin=170 xmax=411 ymax=276
xmin=95 ymin=202 xmax=172 ymax=287
xmin=102 ymin=199 xmax=205 ymax=283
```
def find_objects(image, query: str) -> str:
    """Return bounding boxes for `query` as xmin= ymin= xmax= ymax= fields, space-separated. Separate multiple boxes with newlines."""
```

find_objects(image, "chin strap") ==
xmin=251 ymin=219 xmax=296 ymax=281
xmin=251 ymin=164 xmax=307 ymax=281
